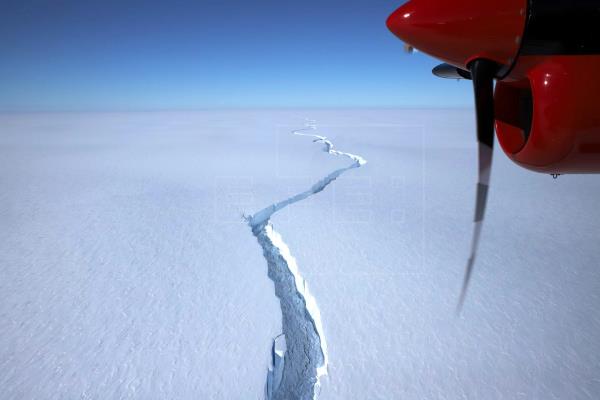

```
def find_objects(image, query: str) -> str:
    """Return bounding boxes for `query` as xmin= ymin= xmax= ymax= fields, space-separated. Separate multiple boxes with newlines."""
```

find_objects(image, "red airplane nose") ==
xmin=387 ymin=0 xmax=527 ymax=71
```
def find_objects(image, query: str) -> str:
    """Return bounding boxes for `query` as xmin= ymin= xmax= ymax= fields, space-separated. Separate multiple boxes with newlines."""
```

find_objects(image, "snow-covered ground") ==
xmin=1 ymin=109 xmax=600 ymax=399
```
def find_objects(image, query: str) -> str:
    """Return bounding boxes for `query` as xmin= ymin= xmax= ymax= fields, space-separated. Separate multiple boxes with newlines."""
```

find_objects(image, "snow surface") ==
xmin=1 ymin=109 xmax=600 ymax=399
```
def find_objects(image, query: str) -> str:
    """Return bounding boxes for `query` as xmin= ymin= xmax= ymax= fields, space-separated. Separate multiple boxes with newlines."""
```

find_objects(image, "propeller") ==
xmin=454 ymin=59 xmax=498 ymax=314
xmin=387 ymin=0 xmax=519 ymax=313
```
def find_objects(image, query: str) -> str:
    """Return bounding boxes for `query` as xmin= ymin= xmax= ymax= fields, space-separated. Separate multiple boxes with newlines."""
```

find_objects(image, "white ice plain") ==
xmin=1 ymin=109 xmax=600 ymax=399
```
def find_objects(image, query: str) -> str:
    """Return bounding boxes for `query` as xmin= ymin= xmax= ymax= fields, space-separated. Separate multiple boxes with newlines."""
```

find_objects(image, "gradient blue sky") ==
xmin=0 ymin=0 xmax=472 ymax=111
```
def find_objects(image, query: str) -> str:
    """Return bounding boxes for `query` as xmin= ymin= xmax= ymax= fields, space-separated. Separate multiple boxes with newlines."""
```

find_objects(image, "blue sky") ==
xmin=0 ymin=0 xmax=472 ymax=111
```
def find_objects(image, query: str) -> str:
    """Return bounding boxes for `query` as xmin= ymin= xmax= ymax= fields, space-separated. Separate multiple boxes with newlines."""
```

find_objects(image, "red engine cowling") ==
xmin=387 ymin=0 xmax=600 ymax=174
xmin=495 ymin=56 xmax=600 ymax=173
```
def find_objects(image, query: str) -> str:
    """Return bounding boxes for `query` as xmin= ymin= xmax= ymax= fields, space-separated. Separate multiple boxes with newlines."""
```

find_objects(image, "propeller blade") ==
xmin=457 ymin=59 xmax=497 ymax=314
xmin=432 ymin=63 xmax=472 ymax=80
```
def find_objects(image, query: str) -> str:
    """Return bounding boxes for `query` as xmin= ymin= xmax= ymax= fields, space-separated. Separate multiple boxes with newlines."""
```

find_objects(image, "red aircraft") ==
xmin=386 ymin=0 xmax=600 ymax=310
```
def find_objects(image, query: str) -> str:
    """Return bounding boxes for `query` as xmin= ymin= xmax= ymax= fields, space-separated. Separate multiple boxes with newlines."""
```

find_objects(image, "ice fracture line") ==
xmin=247 ymin=120 xmax=367 ymax=400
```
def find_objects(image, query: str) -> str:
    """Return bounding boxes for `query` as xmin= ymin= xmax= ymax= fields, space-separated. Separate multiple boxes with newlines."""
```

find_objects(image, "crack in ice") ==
xmin=247 ymin=120 xmax=367 ymax=400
